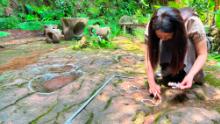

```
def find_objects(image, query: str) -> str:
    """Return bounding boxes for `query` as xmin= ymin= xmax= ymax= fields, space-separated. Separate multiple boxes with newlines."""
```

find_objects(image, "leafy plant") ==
xmin=72 ymin=34 xmax=118 ymax=50
xmin=135 ymin=9 xmax=151 ymax=24
xmin=87 ymin=6 xmax=100 ymax=18
xmin=54 ymin=0 xmax=73 ymax=17
xmin=215 ymin=10 xmax=220 ymax=29
xmin=168 ymin=0 xmax=215 ymax=24
xmin=0 ymin=31 xmax=10 ymax=38
xmin=133 ymin=28 xmax=145 ymax=42
xmin=0 ymin=0 xmax=9 ymax=7
xmin=209 ymin=52 xmax=220 ymax=62
xmin=88 ymin=19 xmax=106 ymax=27
xmin=0 ymin=7 xmax=4 ymax=16
xmin=43 ymin=20 xmax=61 ymax=26
xmin=17 ymin=21 xmax=43 ymax=30
xmin=0 ymin=16 xmax=20 ymax=30
xmin=25 ymin=14 xmax=39 ymax=21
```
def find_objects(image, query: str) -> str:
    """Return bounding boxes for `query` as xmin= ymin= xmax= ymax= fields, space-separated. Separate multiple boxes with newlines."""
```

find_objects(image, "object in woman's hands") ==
xmin=168 ymin=82 xmax=181 ymax=89
xmin=141 ymin=93 xmax=162 ymax=106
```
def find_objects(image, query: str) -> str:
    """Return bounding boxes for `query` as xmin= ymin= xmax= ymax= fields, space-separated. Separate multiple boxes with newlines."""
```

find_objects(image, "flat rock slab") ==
xmin=0 ymin=37 xmax=220 ymax=124
xmin=156 ymin=107 xmax=220 ymax=124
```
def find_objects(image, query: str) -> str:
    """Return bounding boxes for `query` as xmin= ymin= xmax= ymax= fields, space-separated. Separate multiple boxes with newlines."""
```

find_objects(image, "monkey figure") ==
xmin=44 ymin=25 xmax=64 ymax=43
xmin=89 ymin=25 xmax=111 ymax=40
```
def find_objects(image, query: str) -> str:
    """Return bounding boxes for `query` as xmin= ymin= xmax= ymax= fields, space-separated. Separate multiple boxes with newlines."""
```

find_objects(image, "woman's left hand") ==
xmin=179 ymin=75 xmax=194 ymax=89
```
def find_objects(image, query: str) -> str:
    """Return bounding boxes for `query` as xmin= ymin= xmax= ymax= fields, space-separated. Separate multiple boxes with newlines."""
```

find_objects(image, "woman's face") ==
xmin=155 ymin=30 xmax=173 ymax=41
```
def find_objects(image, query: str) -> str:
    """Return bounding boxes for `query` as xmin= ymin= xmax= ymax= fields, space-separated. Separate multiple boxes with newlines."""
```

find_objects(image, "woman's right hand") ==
xmin=148 ymin=81 xmax=161 ymax=99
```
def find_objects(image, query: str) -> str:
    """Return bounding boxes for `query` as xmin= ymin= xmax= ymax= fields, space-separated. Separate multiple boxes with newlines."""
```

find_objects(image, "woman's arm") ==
xmin=180 ymin=38 xmax=207 ymax=89
xmin=188 ymin=38 xmax=207 ymax=77
xmin=144 ymin=43 xmax=161 ymax=98
xmin=180 ymin=17 xmax=208 ymax=89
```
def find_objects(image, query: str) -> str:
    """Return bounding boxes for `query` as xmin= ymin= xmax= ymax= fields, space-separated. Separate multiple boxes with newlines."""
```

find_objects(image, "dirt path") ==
xmin=0 ymin=46 xmax=65 ymax=73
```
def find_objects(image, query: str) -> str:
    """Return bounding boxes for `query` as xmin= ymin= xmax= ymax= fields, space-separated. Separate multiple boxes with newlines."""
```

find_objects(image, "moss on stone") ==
xmin=85 ymin=112 xmax=94 ymax=124
xmin=133 ymin=111 xmax=145 ymax=124
xmin=205 ymin=74 xmax=220 ymax=87
xmin=103 ymin=96 xmax=115 ymax=111
xmin=112 ymin=78 xmax=123 ymax=87
xmin=29 ymin=103 xmax=57 ymax=124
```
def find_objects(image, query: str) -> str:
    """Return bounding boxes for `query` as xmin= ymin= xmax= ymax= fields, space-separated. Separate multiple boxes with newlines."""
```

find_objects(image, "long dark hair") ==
xmin=147 ymin=7 xmax=187 ymax=75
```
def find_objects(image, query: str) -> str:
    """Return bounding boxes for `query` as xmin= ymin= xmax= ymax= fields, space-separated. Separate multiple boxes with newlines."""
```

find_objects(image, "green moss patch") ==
xmin=0 ymin=31 xmax=10 ymax=38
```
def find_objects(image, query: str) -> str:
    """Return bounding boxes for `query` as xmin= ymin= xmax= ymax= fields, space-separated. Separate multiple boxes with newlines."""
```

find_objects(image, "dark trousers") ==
xmin=157 ymin=63 xmax=204 ymax=86
xmin=158 ymin=63 xmax=186 ymax=86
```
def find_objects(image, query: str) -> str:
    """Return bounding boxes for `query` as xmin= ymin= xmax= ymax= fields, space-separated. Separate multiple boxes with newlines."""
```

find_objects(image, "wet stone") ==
xmin=29 ymin=71 xmax=81 ymax=93
xmin=43 ymin=75 xmax=79 ymax=92
xmin=0 ymin=36 xmax=220 ymax=124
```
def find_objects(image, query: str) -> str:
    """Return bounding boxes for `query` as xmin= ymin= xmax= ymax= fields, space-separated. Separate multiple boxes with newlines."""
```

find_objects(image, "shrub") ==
xmin=17 ymin=21 xmax=43 ymax=30
xmin=0 ymin=16 xmax=19 ymax=30
xmin=0 ymin=31 xmax=10 ymax=38
xmin=215 ymin=10 xmax=220 ymax=29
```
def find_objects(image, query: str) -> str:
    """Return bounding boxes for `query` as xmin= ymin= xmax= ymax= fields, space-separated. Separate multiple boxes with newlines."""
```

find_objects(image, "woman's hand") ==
xmin=148 ymin=82 xmax=161 ymax=99
xmin=179 ymin=75 xmax=194 ymax=89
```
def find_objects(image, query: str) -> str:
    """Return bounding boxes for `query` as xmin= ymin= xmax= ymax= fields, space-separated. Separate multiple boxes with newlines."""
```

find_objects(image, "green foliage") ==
xmin=0 ymin=0 xmax=8 ymax=7
xmin=17 ymin=20 xmax=61 ymax=31
xmin=209 ymin=53 xmax=220 ymax=63
xmin=1 ymin=0 xmax=218 ymax=37
xmin=108 ymin=22 xmax=121 ymax=39
xmin=133 ymin=28 xmax=145 ymax=42
xmin=190 ymin=0 xmax=215 ymax=23
xmin=0 ymin=16 xmax=20 ymax=30
xmin=31 ymin=5 xmax=63 ymax=21
xmin=72 ymin=35 xmax=118 ymax=50
xmin=25 ymin=4 xmax=35 ymax=14
xmin=87 ymin=6 xmax=100 ymax=17
xmin=215 ymin=10 xmax=220 ymax=29
xmin=54 ymin=0 xmax=73 ymax=17
xmin=43 ymin=20 xmax=61 ymax=26
xmin=0 ymin=31 xmax=10 ymax=38
xmin=17 ymin=21 xmax=42 ymax=30
xmin=135 ymin=9 xmax=151 ymax=24
xmin=88 ymin=19 xmax=106 ymax=27
xmin=91 ymin=39 xmax=118 ymax=49
xmin=168 ymin=1 xmax=183 ymax=8
xmin=0 ymin=0 xmax=152 ymax=33
xmin=25 ymin=14 xmax=39 ymax=21
xmin=168 ymin=0 xmax=215 ymax=23
xmin=0 ymin=7 xmax=4 ymax=16
xmin=205 ymin=73 xmax=220 ymax=87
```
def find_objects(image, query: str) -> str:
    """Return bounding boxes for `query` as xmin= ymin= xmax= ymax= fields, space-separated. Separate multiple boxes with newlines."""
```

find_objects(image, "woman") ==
xmin=144 ymin=7 xmax=208 ymax=99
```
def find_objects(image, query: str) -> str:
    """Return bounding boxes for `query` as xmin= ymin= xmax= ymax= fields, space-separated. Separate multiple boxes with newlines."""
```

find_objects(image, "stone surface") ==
xmin=156 ymin=107 xmax=220 ymax=124
xmin=43 ymin=75 xmax=79 ymax=92
xmin=0 ymin=36 xmax=220 ymax=124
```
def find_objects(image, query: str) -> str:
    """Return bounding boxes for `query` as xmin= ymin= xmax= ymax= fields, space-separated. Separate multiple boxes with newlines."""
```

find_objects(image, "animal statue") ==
xmin=44 ymin=25 xmax=64 ymax=43
xmin=89 ymin=25 xmax=111 ymax=40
